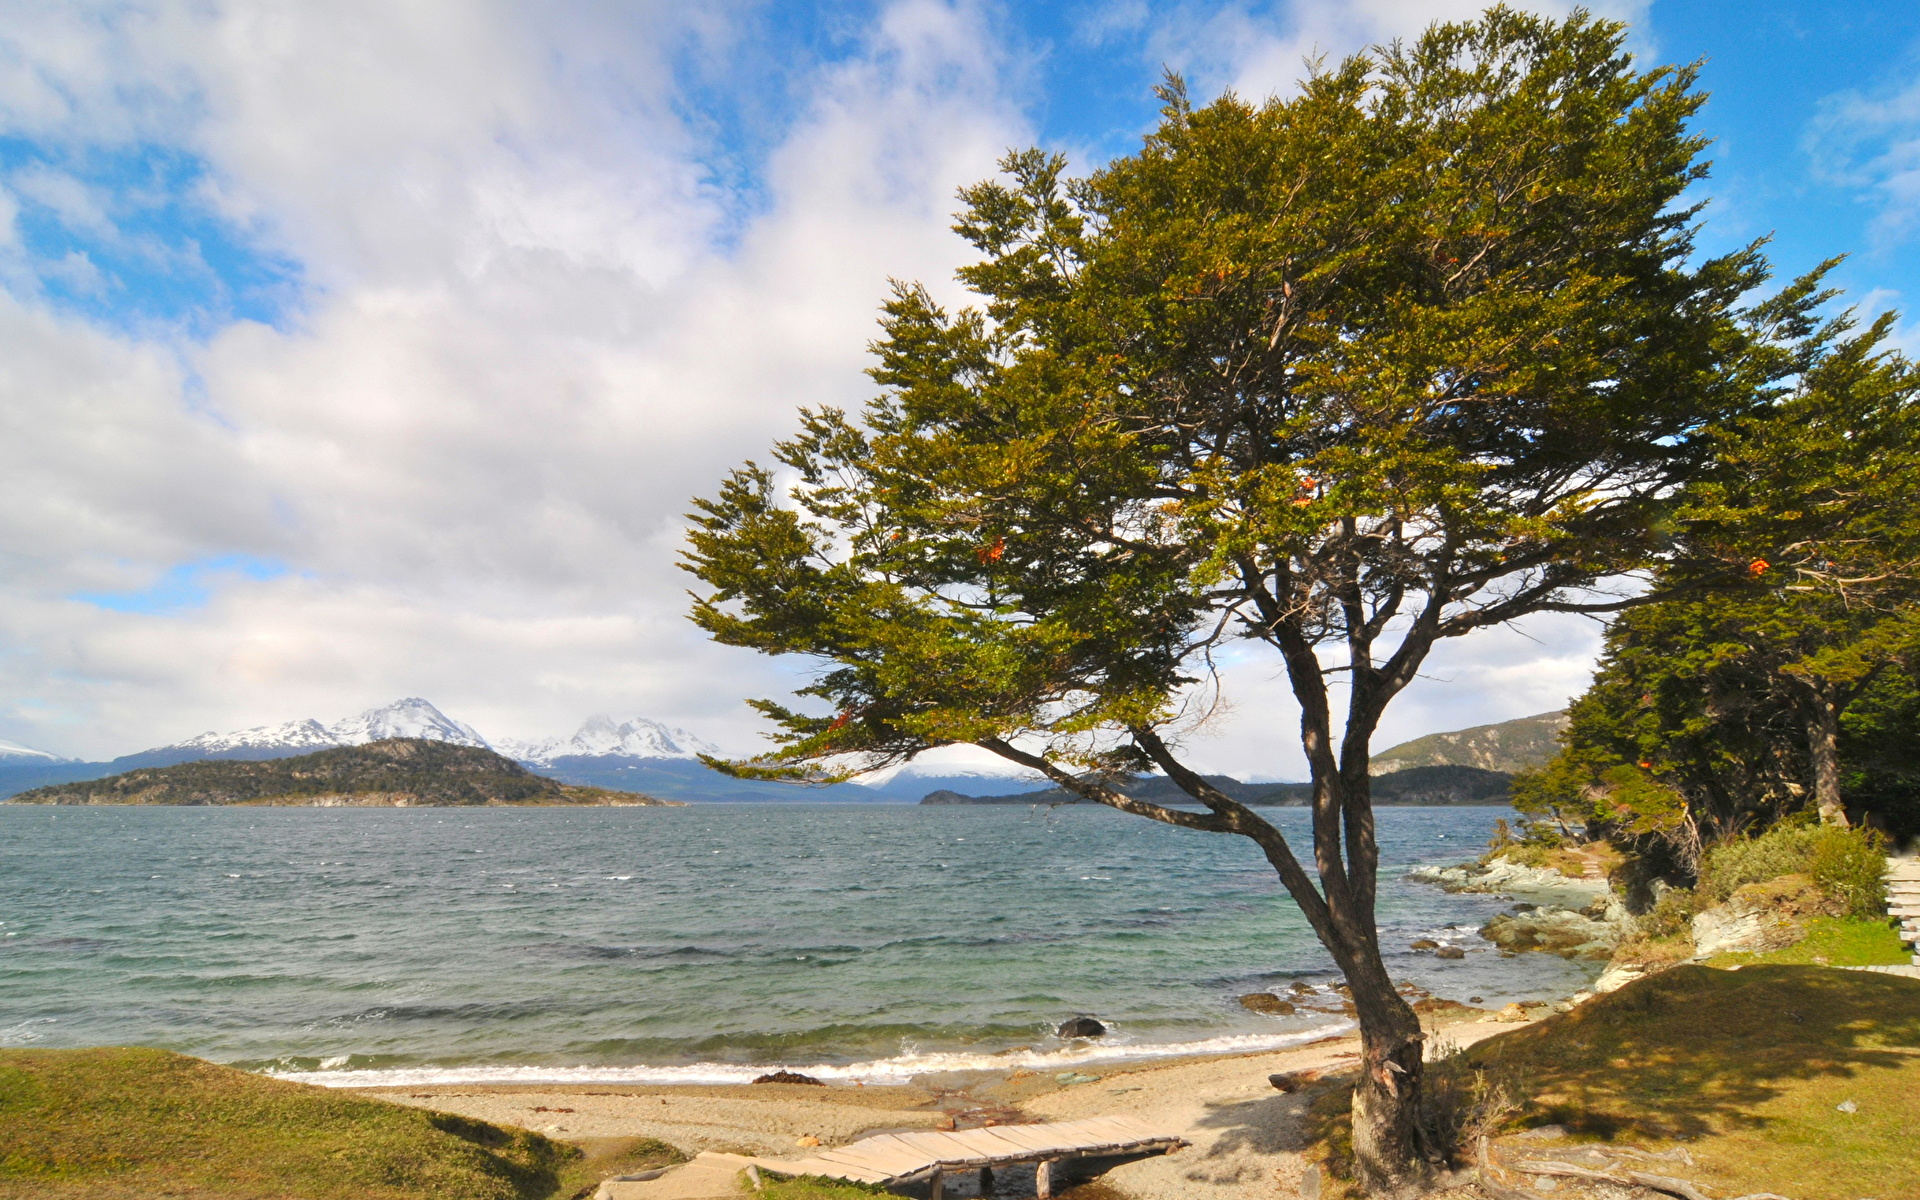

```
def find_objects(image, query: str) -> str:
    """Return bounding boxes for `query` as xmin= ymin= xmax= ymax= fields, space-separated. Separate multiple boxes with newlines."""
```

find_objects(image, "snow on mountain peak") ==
xmin=175 ymin=718 xmax=338 ymax=754
xmin=500 ymin=715 xmax=719 ymax=765
xmin=327 ymin=698 xmax=490 ymax=749
xmin=0 ymin=739 xmax=68 ymax=762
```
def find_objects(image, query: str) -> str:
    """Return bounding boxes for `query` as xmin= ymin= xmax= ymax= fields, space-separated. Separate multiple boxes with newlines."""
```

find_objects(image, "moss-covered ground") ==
xmin=0 ymin=1047 xmax=680 ymax=1200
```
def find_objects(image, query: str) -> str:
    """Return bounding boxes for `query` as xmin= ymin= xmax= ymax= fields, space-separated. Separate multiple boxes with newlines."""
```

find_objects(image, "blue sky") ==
xmin=2 ymin=1 xmax=1918 ymax=768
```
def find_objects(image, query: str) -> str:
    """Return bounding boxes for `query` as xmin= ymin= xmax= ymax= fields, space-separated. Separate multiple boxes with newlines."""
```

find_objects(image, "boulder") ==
xmin=1288 ymin=981 xmax=1316 ymax=995
xmin=753 ymin=1070 xmax=825 ymax=1086
xmin=1268 ymin=1071 xmax=1313 ymax=1092
xmin=1057 ymin=1016 xmax=1107 ymax=1039
xmin=1435 ymin=945 xmax=1467 ymax=960
xmin=1478 ymin=905 xmax=1621 ymax=961
xmin=1239 ymin=993 xmax=1297 ymax=1015
xmin=1410 ymin=938 xmax=1440 ymax=950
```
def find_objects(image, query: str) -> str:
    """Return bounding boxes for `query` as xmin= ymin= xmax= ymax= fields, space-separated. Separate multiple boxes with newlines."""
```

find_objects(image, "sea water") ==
xmin=0 ymin=803 xmax=1595 ymax=1086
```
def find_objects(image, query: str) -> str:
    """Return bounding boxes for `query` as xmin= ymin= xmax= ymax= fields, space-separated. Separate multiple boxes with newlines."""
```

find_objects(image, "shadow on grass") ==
xmin=1443 ymin=965 xmax=1920 ymax=1142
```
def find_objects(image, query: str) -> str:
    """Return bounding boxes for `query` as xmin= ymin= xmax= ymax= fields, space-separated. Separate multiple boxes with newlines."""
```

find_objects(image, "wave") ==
xmin=268 ymin=1021 xmax=1353 ymax=1089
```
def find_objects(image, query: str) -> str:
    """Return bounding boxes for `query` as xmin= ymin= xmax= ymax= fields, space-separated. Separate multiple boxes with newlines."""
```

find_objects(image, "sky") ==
xmin=1 ymin=0 xmax=1917 ymax=777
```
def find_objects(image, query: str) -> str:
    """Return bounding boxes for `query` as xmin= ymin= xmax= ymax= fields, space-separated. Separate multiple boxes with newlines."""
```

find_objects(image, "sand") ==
xmin=365 ymin=1011 xmax=1528 ymax=1199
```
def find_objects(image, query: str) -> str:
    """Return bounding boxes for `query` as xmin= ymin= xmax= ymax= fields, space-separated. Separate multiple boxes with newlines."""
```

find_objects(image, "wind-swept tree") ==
xmin=685 ymin=10 xmax=1808 ymax=1192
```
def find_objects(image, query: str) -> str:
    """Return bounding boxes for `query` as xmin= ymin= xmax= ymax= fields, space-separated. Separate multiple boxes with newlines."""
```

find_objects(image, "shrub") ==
xmin=1697 ymin=820 xmax=1886 ymax=918
xmin=1635 ymin=884 xmax=1703 ymax=942
xmin=1697 ymin=817 xmax=1889 ymax=913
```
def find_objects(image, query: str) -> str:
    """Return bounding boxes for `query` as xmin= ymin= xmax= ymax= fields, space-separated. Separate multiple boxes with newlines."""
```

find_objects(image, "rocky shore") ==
xmin=1408 ymin=854 xmax=1631 ymax=968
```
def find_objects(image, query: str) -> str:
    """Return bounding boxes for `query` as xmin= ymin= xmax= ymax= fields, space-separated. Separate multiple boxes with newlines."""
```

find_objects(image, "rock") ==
xmin=1268 ymin=1071 xmax=1313 ymax=1092
xmin=1239 ymin=992 xmax=1297 ymax=1015
xmin=1435 ymin=945 xmax=1467 ymax=960
xmin=1412 ymin=997 xmax=1471 ymax=1014
xmin=1057 ymin=1016 xmax=1107 ymax=1039
xmin=1495 ymin=1003 xmax=1529 ymax=1021
xmin=1410 ymin=938 xmax=1440 ymax=950
xmin=1408 ymin=857 xmax=1612 ymax=910
xmin=1591 ymin=960 xmax=1648 ymax=994
xmin=753 ymin=1070 xmax=826 ymax=1086
xmin=1288 ymin=982 xmax=1315 ymax=995
xmin=1689 ymin=878 xmax=1823 ymax=957
xmin=1479 ymin=905 xmax=1621 ymax=961
xmin=796 ymin=1135 xmax=822 ymax=1147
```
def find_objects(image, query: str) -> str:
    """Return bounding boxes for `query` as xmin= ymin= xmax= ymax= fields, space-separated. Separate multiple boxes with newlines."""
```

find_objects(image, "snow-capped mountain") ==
xmin=497 ymin=715 xmax=718 ymax=766
xmin=0 ymin=739 xmax=68 ymax=762
xmin=327 ymin=698 xmax=488 ymax=748
xmin=125 ymin=699 xmax=490 ymax=767
xmin=167 ymin=718 xmax=341 ymax=757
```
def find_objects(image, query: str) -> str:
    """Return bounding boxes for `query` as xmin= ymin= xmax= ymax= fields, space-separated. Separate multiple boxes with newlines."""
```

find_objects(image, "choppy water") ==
xmin=0 ymin=804 xmax=1594 ymax=1086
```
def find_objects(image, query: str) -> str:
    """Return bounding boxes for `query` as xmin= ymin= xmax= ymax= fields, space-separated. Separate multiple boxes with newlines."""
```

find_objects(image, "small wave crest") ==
xmin=267 ymin=1021 xmax=1352 ymax=1089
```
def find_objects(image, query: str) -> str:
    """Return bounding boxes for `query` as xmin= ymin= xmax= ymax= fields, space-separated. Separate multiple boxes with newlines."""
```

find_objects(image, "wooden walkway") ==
xmin=748 ymin=1114 xmax=1185 ymax=1198
xmin=1890 ymin=857 xmax=1920 ymax=966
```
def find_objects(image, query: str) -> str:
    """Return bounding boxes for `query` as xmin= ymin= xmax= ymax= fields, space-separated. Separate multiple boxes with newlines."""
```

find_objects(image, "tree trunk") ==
xmin=1804 ymin=693 xmax=1849 ymax=828
xmin=1339 ymin=936 xmax=1428 ymax=1195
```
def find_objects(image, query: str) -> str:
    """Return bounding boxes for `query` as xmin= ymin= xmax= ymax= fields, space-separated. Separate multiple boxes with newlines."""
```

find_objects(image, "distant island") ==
xmin=921 ymin=763 xmax=1513 ymax=806
xmin=7 ymin=738 xmax=681 ymax=807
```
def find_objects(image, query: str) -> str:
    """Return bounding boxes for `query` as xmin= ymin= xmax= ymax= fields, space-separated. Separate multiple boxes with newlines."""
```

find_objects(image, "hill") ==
xmin=1368 ymin=709 xmax=1567 ymax=774
xmin=6 ymin=739 xmax=680 ymax=807
xmin=921 ymin=764 xmax=1512 ymax=806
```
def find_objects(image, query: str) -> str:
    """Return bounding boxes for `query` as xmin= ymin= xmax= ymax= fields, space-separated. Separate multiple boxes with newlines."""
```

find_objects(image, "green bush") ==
xmin=1697 ymin=820 xmax=1887 ymax=918
xmin=1636 ymin=884 xmax=1703 ymax=941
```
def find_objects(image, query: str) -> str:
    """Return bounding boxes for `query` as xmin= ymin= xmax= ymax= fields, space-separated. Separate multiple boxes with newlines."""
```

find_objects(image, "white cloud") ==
xmin=0 ymin=0 xmax=1615 ymax=774
xmin=1809 ymin=74 xmax=1920 ymax=248
xmin=0 ymin=0 xmax=1033 ymax=760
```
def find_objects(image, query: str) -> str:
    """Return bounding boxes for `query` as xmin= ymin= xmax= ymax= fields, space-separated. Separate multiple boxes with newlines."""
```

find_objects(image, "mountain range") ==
xmin=0 ymin=699 xmax=1040 ymax=803
xmin=0 ymin=700 xmax=1566 ymax=803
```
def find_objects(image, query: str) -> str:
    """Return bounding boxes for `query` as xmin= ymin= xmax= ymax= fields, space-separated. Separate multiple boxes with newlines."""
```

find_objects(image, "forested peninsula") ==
xmin=8 ymin=738 xmax=679 ymax=807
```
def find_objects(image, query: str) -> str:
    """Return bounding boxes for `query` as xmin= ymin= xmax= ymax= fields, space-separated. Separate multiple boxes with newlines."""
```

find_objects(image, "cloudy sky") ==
xmin=1 ymin=0 xmax=1917 ymax=776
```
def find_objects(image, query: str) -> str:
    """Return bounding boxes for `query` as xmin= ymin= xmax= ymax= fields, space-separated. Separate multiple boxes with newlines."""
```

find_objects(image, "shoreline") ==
xmin=364 ymin=1007 xmax=1530 ymax=1199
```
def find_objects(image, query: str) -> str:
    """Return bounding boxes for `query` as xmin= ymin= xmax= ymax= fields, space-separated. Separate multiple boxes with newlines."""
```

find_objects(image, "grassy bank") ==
xmin=0 ymin=1047 xmax=673 ymax=1200
xmin=1443 ymin=965 xmax=1920 ymax=1199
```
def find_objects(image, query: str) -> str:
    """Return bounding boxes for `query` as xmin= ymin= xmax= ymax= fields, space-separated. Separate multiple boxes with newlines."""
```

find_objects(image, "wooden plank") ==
xmin=750 ymin=1116 xmax=1188 ymax=1186
xmin=980 ymin=1125 xmax=1073 ymax=1153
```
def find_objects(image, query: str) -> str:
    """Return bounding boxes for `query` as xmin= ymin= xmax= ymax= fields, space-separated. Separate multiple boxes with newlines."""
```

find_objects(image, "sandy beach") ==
xmin=365 ymin=1007 xmax=1526 ymax=1199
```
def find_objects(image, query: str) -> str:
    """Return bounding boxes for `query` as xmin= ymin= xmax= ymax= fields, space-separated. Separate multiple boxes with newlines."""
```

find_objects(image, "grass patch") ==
xmin=1707 ymin=916 xmax=1910 ymax=968
xmin=1445 ymin=965 xmax=1920 ymax=1200
xmin=559 ymin=1137 xmax=684 ymax=1198
xmin=757 ymin=1174 xmax=893 ymax=1199
xmin=0 ymin=1047 xmax=578 ymax=1200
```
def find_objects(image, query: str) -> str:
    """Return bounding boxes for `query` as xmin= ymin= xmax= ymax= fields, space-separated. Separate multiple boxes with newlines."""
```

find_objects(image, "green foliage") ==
xmin=1634 ymin=885 xmax=1703 ymax=942
xmin=10 ymin=740 xmax=663 ymax=808
xmin=1526 ymin=292 xmax=1920 ymax=845
xmin=1698 ymin=819 xmax=1888 ymax=918
xmin=0 ymin=1047 xmax=574 ymax=1200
